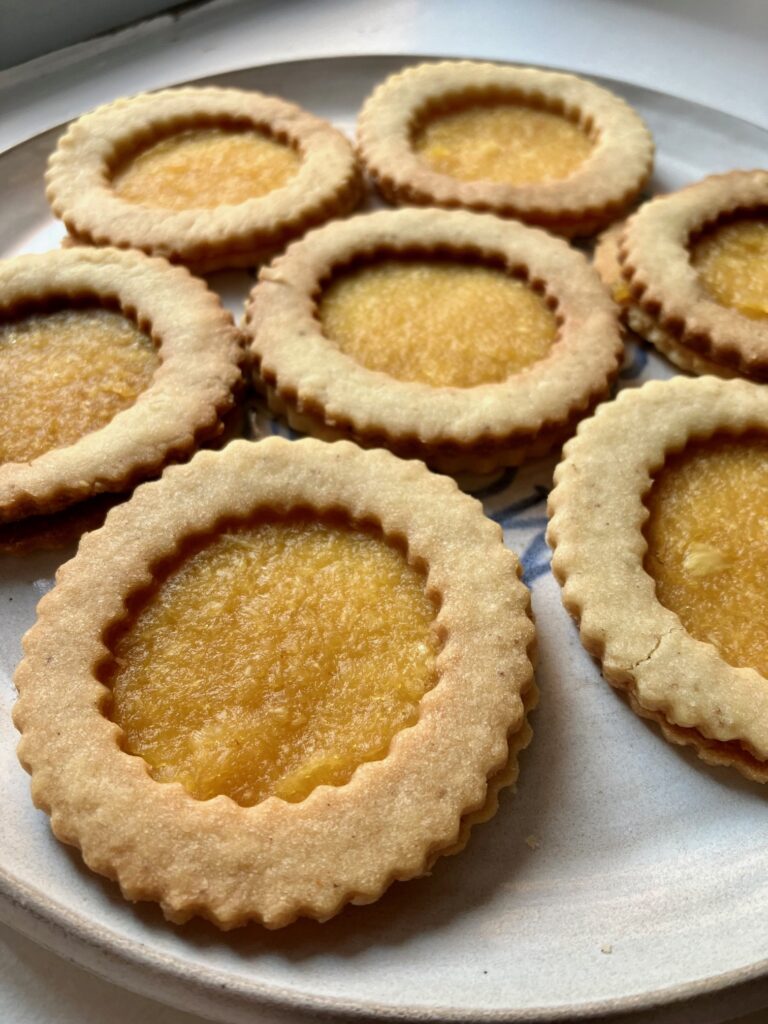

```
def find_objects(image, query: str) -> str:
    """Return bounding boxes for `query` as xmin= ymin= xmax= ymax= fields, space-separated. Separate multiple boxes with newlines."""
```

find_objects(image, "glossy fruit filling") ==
xmin=690 ymin=216 xmax=768 ymax=319
xmin=318 ymin=258 xmax=557 ymax=387
xmin=113 ymin=126 xmax=301 ymax=210
xmin=108 ymin=518 xmax=438 ymax=806
xmin=0 ymin=308 xmax=158 ymax=464
xmin=644 ymin=437 xmax=768 ymax=677
xmin=413 ymin=102 xmax=592 ymax=186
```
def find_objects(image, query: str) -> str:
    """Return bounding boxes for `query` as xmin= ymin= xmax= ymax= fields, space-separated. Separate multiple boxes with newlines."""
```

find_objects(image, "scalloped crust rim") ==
xmin=617 ymin=171 xmax=768 ymax=379
xmin=14 ymin=437 xmax=536 ymax=928
xmin=246 ymin=207 xmax=622 ymax=475
xmin=356 ymin=60 xmax=654 ymax=237
xmin=46 ymin=86 xmax=363 ymax=271
xmin=547 ymin=376 xmax=768 ymax=783
xmin=0 ymin=247 xmax=243 ymax=524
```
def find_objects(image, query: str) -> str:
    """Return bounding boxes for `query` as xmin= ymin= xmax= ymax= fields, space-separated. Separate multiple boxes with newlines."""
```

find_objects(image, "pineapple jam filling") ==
xmin=108 ymin=518 xmax=438 ymax=806
xmin=412 ymin=102 xmax=593 ymax=186
xmin=644 ymin=438 xmax=768 ymax=678
xmin=690 ymin=216 xmax=768 ymax=319
xmin=112 ymin=127 xmax=301 ymax=210
xmin=318 ymin=258 xmax=558 ymax=387
xmin=0 ymin=308 xmax=158 ymax=465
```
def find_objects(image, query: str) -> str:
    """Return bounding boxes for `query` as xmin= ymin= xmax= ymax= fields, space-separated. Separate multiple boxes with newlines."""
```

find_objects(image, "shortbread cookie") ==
xmin=0 ymin=247 xmax=242 ymax=527
xmin=245 ymin=207 xmax=622 ymax=476
xmin=616 ymin=170 xmax=768 ymax=380
xmin=548 ymin=376 xmax=768 ymax=782
xmin=357 ymin=61 xmax=654 ymax=237
xmin=46 ymin=87 xmax=362 ymax=272
xmin=15 ymin=437 xmax=536 ymax=928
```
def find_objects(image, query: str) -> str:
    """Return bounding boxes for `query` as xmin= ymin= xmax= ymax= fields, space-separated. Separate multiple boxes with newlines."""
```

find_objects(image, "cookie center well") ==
xmin=112 ymin=126 xmax=301 ymax=210
xmin=107 ymin=517 xmax=438 ymax=806
xmin=318 ymin=257 xmax=557 ymax=387
xmin=412 ymin=101 xmax=593 ymax=186
xmin=644 ymin=437 xmax=768 ymax=678
xmin=0 ymin=308 xmax=158 ymax=465
xmin=690 ymin=215 xmax=768 ymax=319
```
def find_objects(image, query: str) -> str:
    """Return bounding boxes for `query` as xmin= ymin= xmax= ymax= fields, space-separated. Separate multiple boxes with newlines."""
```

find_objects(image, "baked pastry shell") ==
xmin=245 ymin=207 xmax=622 ymax=474
xmin=547 ymin=376 xmax=768 ymax=781
xmin=618 ymin=170 xmax=768 ymax=379
xmin=0 ymin=246 xmax=242 ymax=523
xmin=594 ymin=221 xmax=739 ymax=379
xmin=357 ymin=61 xmax=654 ymax=236
xmin=46 ymin=86 xmax=363 ymax=271
xmin=14 ymin=437 xmax=536 ymax=928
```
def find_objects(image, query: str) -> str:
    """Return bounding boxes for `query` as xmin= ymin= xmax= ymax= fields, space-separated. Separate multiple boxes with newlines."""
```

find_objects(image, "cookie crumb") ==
xmin=601 ymin=943 xmax=613 ymax=954
xmin=525 ymin=834 xmax=541 ymax=850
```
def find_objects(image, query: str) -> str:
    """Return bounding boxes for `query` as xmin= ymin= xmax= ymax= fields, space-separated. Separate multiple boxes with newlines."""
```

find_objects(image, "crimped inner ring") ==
xmin=99 ymin=505 xmax=441 ymax=807
xmin=312 ymin=248 xmax=562 ymax=386
xmin=408 ymin=87 xmax=596 ymax=148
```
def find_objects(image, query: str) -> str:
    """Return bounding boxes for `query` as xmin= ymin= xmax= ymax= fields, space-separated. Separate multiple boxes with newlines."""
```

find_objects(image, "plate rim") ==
xmin=3 ymin=52 xmax=768 ymax=160
xmin=4 ymin=857 xmax=768 ymax=1024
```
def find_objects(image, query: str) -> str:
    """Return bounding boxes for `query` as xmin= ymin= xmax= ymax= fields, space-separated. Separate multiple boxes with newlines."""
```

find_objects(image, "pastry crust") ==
xmin=0 ymin=494 xmax=122 ymax=556
xmin=46 ymin=86 xmax=362 ymax=272
xmin=547 ymin=376 xmax=768 ymax=781
xmin=0 ymin=247 xmax=242 ymax=524
xmin=15 ymin=437 xmax=536 ymax=928
xmin=593 ymin=221 xmax=628 ymax=301
xmin=618 ymin=170 xmax=768 ymax=380
xmin=443 ymin=679 xmax=538 ymax=861
xmin=357 ymin=61 xmax=654 ymax=237
xmin=624 ymin=303 xmax=740 ymax=379
xmin=245 ymin=207 xmax=622 ymax=475
xmin=593 ymin=224 xmax=738 ymax=378
xmin=0 ymin=404 xmax=246 ymax=555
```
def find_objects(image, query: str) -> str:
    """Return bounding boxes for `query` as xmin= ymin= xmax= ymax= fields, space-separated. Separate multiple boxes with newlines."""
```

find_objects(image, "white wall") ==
xmin=0 ymin=0 xmax=180 ymax=68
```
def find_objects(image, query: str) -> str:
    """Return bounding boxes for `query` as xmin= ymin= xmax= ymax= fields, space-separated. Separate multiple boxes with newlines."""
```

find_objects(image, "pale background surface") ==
xmin=1 ymin=1 xmax=767 ymax=1022
xmin=0 ymin=0 xmax=177 ymax=68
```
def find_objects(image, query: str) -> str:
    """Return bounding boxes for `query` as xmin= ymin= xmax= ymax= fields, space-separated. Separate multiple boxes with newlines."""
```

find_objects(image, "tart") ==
xmin=547 ymin=375 xmax=768 ymax=781
xmin=357 ymin=60 xmax=654 ymax=237
xmin=615 ymin=170 xmax=768 ymax=380
xmin=245 ymin=207 xmax=623 ymax=477
xmin=14 ymin=437 xmax=536 ymax=928
xmin=46 ymin=86 xmax=362 ymax=272
xmin=0 ymin=247 xmax=242 ymax=532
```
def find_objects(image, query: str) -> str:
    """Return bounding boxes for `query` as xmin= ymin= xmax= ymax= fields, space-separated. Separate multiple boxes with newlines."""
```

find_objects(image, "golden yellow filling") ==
xmin=413 ymin=102 xmax=592 ymax=186
xmin=113 ymin=127 xmax=301 ymax=210
xmin=691 ymin=217 xmax=768 ymax=319
xmin=109 ymin=519 xmax=438 ymax=806
xmin=318 ymin=259 xmax=557 ymax=387
xmin=0 ymin=308 xmax=158 ymax=465
xmin=645 ymin=438 xmax=768 ymax=678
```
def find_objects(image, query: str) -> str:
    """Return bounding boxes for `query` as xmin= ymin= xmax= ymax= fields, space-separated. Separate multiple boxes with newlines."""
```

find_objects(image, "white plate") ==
xmin=1 ymin=55 xmax=768 ymax=1024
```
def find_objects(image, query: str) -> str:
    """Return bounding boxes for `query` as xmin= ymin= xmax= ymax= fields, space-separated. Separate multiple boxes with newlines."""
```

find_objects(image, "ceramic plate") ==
xmin=1 ymin=55 xmax=767 ymax=1024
